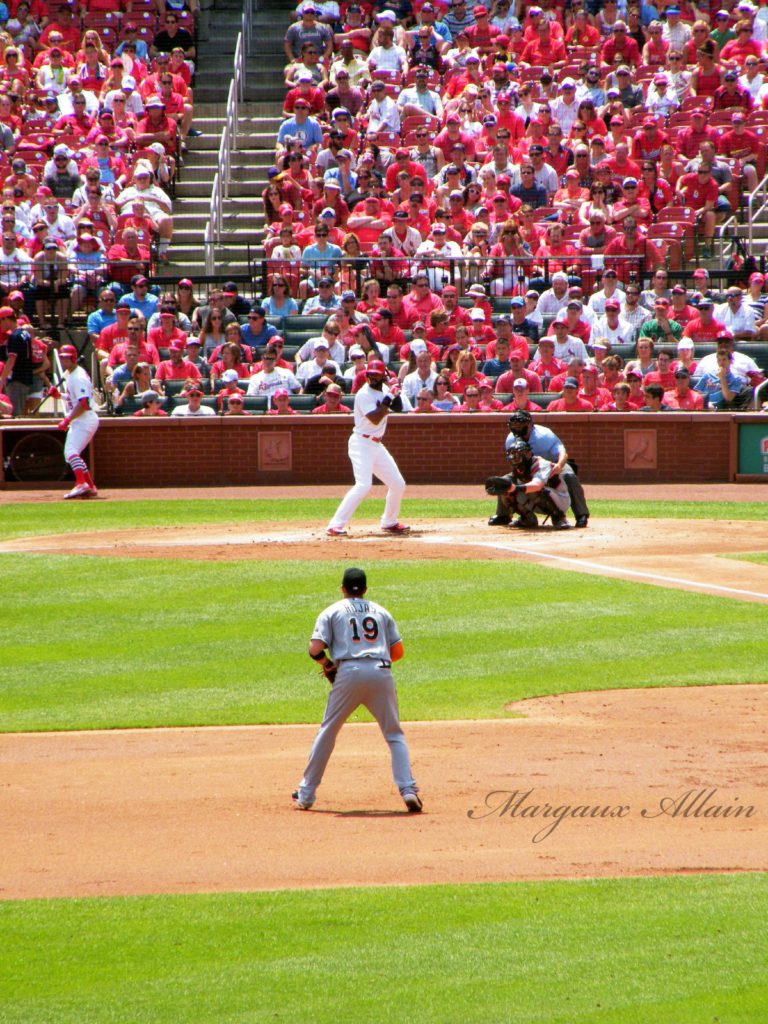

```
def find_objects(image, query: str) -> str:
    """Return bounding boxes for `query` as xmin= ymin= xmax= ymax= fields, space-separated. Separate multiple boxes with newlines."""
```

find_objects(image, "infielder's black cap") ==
xmin=343 ymin=567 xmax=366 ymax=595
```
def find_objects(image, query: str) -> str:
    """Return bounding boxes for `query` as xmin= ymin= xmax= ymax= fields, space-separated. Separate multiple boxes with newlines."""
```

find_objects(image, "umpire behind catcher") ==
xmin=489 ymin=410 xmax=590 ymax=528
xmin=292 ymin=567 xmax=422 ymax=814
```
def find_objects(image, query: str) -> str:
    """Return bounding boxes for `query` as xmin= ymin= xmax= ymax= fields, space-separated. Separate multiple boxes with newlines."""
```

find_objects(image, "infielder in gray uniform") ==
xmin=293 ymin=567 xmax=422 ymax=813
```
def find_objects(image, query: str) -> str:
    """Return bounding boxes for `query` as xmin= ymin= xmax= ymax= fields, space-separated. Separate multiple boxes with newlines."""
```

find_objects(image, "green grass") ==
xmin=1 ymin=874 xmax=766 ymax=1023
xmin=724 ymin=551 xmax=768 ymax=565
xmin=3 ymin=555 xmax=768 ymax=732
xmin=0 ymin=497 xmax=765 ymax=540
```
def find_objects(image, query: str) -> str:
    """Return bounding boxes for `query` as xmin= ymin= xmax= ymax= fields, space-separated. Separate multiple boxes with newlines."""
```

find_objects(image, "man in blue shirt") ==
xmin=86 ymin=289 xmax=117 ymax=347
xmin=301 ymin=223 xmax=344 ymax=290
xmin=443 ymin=0 xmax=476 ymax=40
xmin=510 ymin=164 xmax=548 ymax=209
xmin=492 ymin=409 xmax=590 ymax=528
xmin=277 ymin=100 xmax=323 ymax=157
xmin=240 ymin=307 xmax=279 ymax=352
xmin=121 ymin=274 xmax=159 ymax=319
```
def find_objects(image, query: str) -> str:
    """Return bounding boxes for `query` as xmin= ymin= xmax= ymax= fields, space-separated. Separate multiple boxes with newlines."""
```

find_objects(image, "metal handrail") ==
xmin=204 ymin=219 xmax=215 ymax=275
xmin=210 ymin=171 xmax=221 ymax=241
xmin=206 ymin=27 xmax=244 ymax=250
xmin=242 ymin=0 xmax=255 ymax=55
xmin=748 ymin=171 xmax=768 ymax=251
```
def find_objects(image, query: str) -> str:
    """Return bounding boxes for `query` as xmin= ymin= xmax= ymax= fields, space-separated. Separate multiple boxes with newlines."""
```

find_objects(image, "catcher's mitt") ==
xmin=485 ymin=475 xmax=512 ymax=496
xmin=320 ymin=662 xmax=337 ymax=685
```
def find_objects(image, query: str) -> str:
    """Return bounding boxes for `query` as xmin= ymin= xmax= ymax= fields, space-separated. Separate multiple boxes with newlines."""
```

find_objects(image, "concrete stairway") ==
xmin=168 ymin=0 xmax=291 ymax=283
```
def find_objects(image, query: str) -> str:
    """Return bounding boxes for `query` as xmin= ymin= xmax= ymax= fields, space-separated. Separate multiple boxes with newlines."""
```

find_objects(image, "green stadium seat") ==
xmin=242 ymin=396 xmax=268 ymax=414
xmin=289 ymin=394 xmax=318 ymax=412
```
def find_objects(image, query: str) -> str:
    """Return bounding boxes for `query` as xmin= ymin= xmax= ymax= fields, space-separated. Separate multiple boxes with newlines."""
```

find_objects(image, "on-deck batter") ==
xmin=58 ymin=344 xmax=99 ymax=499
xmin=293 ymin=566 xmax=422 ymax=813
xmin=326 ymin=359 xmax=410 ymax=537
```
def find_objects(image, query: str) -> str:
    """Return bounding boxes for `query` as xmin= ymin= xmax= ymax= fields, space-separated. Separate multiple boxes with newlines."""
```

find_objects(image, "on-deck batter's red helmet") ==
xmin=59 ymin=344 xmax=78 ymax=360
xmin=366 ymin=360 xmax=387 ymax=376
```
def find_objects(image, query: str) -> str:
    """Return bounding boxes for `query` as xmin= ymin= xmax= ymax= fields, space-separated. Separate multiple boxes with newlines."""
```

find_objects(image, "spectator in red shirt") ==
xmin=312 ymin=382 xmax=351 ymax=414
xmin=283 ymin=72 xmax=326 ymax=116
xmin=606 ymin=142 xmax=643 ymax=183
xmin=501 ymin=378 xmax=545 ymax=412
xmin=107 ymin=227 xmax=151 ymax=288
xmin=677 ymin=108 xmax=719 ymax=160
xmin=402 ymin=273 xmax=444 ymax=323
xmin=528 ymin=337 xmax=565 ymax=391
xmin=718 ymin=111 xmax=760 ymax=193
xmin=155 ymin=338 xmax=202 ymax=382
xmin=578 ymin=364 xmax=612 ymax=409
xmin=135 ymin=98 xmax=177 ymax=154
xmin=643 ymin=348 xmax=677 ymax=390
xmin=465 ymin=6 xmax=500 ymax=50
xmin=496 ymin=354 xmax=543 ymax=394
xmin=677 ymin=165 xmax=718 ymax=253
xmin=600 ymin=22 xmax=642 ymax=69
xmin=682 ymin=297 xmax=726 ymax=342
xmin=519 ymin=20 xmax=567 ymax=67
xmin=719 ymin=22 xmax=763 ymax=67
xmin=433 ymin=116 xmax=476 ymax=162
xmin=149 ymin=308 xmax=190 ymax=356
xmin=604 ymin=218 xmax=663 ymax=282
xmin=547 ymin=377 xmax=594 ymax=411
xmin=632 ymin=120 xmax=668 ymax=163
xmin=712 ymin=68 xmax=754 ymax=111
xmin=664 ymin=366 xmax=705 ymax=409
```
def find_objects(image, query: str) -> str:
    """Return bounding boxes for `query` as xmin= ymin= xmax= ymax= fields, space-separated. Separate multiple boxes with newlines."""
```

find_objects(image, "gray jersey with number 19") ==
xmin=311 ymin=597 xmax=400 ymax=662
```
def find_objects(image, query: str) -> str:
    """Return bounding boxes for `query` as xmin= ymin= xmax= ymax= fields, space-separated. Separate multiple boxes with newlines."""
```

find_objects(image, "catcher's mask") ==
xmin=507 ymin=437 xmax=533 ymax=468
xmin=507 ymin=409 xmax=532 ymax=433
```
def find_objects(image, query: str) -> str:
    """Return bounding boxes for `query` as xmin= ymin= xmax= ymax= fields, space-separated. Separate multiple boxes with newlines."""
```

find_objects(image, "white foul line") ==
xmin=419 ymin=534 xmax=768 ymax=601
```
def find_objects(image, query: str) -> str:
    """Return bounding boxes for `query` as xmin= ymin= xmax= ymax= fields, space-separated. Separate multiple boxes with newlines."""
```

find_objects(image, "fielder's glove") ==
xmin=485 ymin=476 xmax=511 ymax=496
xmin=320 ymin=662 xmax=337 ymax=685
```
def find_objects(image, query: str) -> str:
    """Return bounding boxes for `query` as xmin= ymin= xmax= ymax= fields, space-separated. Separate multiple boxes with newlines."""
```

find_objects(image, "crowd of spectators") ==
xmin=247 ymin=0 xmax=768 ymax=412
xmin=41 ymin=264 xmax=758 ymax=419
xmin=0 ymin=0 xmax=202 ymax=417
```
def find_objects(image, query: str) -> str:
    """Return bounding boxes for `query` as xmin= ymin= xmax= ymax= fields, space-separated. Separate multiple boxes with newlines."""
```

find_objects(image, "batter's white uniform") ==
xmin=327 ymin=382 xmax=405 ymax=531
xmin=64 ymin=365 xmax=99 ymax=460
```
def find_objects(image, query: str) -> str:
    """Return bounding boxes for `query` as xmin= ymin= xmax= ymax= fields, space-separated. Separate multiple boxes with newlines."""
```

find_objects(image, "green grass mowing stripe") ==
xmin=723 ymin=551 xmax=768 ymax=565
xmin=0 ymin=497 xmax=765 ymax=540
xmin=2 ymin=555 xmax=768 ymax=731
xmin=1 ymin=874 xmax=766 ymax=1023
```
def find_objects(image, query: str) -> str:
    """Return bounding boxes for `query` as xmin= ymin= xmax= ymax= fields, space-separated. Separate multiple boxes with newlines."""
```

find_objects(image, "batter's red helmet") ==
xmin=59 ymin=344 xmax=78 ymax=360
xmin=366 ymin=359 xmax=387 ymax=376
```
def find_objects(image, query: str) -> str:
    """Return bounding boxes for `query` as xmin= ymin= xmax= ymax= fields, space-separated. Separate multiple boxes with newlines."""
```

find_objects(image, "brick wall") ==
xmin=62 ymin=413 xmax=749 ymax=486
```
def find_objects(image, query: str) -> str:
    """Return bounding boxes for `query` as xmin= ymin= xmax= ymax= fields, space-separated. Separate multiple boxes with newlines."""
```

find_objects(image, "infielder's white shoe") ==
xmin=403 ymin=790 xmax=423 ymax=813
xmin=326 ymin=527 xmax=348 ymax=537
xmin=292 ymin=790 xmax=314 ymax=810
xmin=64 ymin=483 xmax=92 ymax=500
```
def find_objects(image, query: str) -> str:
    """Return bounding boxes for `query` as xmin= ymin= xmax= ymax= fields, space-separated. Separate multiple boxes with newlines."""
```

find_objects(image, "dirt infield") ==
xmin=4 ymin=516 xmax=768 ymax=602
xmin=2 ymin=500 xmax=767 ymax=901
xmin=2 ymin=685 xmax=765 ymax=900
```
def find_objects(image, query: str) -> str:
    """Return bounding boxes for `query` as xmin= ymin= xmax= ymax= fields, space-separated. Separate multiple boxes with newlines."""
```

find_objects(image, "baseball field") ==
xmin=1 ymin=483 xmax=767 ymax=1023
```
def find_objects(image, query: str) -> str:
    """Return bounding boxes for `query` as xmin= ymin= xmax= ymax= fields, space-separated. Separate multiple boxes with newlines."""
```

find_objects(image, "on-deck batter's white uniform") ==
xmin=327 ymin=381 xmax=406 ymax=531
xmin=64 ymin=365 xmax=99 ymax=461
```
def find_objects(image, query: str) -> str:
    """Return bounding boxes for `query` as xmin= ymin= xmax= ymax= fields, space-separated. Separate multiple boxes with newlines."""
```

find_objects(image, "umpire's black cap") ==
xmin=343 ymin=568 xmax=367 ymax=595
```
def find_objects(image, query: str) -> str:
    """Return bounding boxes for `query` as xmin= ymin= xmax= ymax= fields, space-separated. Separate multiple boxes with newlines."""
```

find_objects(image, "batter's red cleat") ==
xmin=382 ymin=523 xmax=410 ymax=535
xmin=326 ymin=527 xmax=348 ymax=537
xmin=64 ymin=483 xmax=92 ymax=500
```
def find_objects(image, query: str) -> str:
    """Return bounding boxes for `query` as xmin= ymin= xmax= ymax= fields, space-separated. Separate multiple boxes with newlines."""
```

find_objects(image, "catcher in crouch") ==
xmin=485 ymin=438 xmax=571 ymax=530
